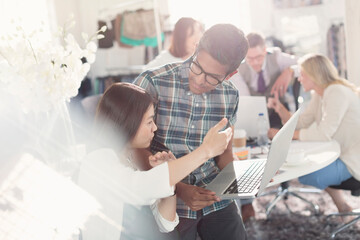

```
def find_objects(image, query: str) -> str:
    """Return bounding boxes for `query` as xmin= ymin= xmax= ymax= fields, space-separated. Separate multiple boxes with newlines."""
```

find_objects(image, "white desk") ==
xmin=268 ymin=140 xmax=340 ymax=187
xmin=235 ymin=140 xmax=341 ymax=216
xmin=233 ymin=140 xmax=340 ymax=187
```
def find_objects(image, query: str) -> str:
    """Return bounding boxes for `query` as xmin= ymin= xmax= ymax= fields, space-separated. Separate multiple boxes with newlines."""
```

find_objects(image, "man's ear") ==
xmin=225 ymin=70 xmax=238 ymax=80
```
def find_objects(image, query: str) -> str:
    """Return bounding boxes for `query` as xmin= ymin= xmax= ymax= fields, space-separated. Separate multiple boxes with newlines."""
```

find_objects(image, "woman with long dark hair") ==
xmin=78 ymin=82 xmax=231 ymax=240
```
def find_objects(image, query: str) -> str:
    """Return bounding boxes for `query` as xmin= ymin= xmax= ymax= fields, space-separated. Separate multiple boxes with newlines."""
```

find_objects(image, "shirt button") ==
xmin=191 ymin=125 xmax=195 ymax=129
xmin=195 ymin=103 xmax=199 ymax=107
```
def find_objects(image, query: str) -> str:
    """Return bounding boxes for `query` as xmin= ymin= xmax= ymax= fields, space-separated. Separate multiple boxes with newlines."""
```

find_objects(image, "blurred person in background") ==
xmin=144 ymin=17 xmax=204 ymax=70
xmin=234 ymin=32 xmax=299 ymax=220
xmin=267 ymin=53 xmax=360 ymax=214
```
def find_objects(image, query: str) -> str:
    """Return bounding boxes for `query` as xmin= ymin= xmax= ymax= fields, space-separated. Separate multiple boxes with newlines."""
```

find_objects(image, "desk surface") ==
xmin=267 ymin=140 xmax=340 ymax=187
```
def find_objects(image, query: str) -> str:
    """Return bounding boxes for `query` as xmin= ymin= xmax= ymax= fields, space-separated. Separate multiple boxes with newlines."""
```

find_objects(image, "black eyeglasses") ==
xmin=189 ymin=56 xmax=227 ymax=86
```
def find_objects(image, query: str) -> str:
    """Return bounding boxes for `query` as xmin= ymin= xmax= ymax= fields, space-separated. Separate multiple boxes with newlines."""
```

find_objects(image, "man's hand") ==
xmin=270 ymin=67 xmax=293 ymax=97
xmin=149 ymin=151 xmax=176 ymax=168
xmin=267 ymin=91 xmax=282 ymax=113
xmin=177 ymin=183 xmax=220 ymax=211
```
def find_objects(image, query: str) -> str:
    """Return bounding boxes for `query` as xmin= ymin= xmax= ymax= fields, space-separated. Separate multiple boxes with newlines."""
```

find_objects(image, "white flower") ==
xmin=0 ymin=18 xmax=105 ymax=113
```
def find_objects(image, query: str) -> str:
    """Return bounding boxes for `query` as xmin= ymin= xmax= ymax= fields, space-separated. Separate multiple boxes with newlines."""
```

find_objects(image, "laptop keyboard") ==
xmin=224 ymin=160 xmax=266 ymax=194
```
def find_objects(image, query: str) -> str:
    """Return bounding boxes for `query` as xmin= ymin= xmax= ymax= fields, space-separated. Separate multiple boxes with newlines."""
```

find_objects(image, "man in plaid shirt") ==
xmin=134 ymin=24 xmax=249 ymax=240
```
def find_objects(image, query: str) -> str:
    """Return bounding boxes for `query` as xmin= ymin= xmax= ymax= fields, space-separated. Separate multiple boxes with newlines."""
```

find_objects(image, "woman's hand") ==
xmin=201 ymin=118 xmax=232 ymax=159
xmin=268 ymin=128 xmax=279 ymax=140
xmin=149 ymin=151 xmax=176 ymax=168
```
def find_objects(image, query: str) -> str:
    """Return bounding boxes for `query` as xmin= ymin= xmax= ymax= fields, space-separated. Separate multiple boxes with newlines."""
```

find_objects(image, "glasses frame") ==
xmin=245 ymin=53 xmax=266 ymax=63
xmin=189 ymin=55 xmax=228 ymax=86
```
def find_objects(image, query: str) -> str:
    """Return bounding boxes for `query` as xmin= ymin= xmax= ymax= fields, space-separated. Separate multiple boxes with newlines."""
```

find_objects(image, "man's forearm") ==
xmin=215 ymin=147 xmax=234 ymax=170
xmin=215 ymin=126 xmax=235 ymax=170
xmin=175 ymin=181 xmax=188 ymax=200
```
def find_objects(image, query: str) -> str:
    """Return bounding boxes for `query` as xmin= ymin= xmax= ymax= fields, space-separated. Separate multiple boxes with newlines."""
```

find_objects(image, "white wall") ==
xmin=167 ymin=0 xmax=251 ymax=31
xmin=248 ymin=0 xmax=275 ymax=36
xmin=247 ymin=0 xmax=346 ymax=56
xmin=345 ymin=0 xmax=360 ymax=86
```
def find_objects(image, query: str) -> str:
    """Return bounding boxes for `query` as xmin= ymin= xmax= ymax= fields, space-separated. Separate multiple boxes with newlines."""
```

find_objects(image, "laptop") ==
xmin=235 ymin=96 xmax=270 ymax=138
xmin=206 ymin=108 xmax=301 ymax=199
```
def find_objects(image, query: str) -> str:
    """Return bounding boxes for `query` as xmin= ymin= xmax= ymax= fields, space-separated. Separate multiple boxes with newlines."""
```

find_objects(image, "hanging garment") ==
xmin=122 ymin=9 xmax=158 ymax=39
xmin=114 ymin=13 xmax=133 ymax=48
xmin=327 ymin=23 xmax=347 ymax=78
xmin=120 ymin=9 xmax=164 ymax=47
xmin=97 ymin=19 xmax=115 ymax=49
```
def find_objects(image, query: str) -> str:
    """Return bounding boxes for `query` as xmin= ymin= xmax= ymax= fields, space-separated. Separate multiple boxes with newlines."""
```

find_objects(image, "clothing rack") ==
xmin=99 ymin=0 xmax=162 ymax=52
xmin=327 ymin=22 xmax=347 ymax=78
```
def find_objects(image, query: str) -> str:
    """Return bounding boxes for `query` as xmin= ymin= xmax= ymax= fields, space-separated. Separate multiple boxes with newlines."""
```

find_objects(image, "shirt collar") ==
xmin=179 ymin=59 xmax=191 ymax=92
xmin=261 ymin=54 xmax=267 ymax=71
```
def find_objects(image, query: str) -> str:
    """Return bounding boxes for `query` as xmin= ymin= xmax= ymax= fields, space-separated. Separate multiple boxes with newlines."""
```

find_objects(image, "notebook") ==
xmin=206 ymin=108 xmax=301 ymax=199
xmin=235 ymin=96 xmax=270 ymax=138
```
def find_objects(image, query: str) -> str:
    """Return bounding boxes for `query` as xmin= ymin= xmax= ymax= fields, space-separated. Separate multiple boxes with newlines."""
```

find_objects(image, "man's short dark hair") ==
xmin=246 ymin=32 xmax=266 ymax=48
xmin=197 ymin=24 xmax=248 ymax=73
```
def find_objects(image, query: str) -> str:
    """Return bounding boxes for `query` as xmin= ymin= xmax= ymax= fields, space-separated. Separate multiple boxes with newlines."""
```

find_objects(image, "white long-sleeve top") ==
xmin=143 ymin=50 xmax=182 ymax=71
xmin=77 ymin=148 xmax=178 ymax=240
xmin=297 ymin=84 xmax=360 ymax=180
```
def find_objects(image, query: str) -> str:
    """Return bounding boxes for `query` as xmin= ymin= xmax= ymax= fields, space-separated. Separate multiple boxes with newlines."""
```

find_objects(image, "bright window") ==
xmin=167 ymin=0 xmax=251 ymax=31
xmin=0 ymin=0 xmax=52 ymax=40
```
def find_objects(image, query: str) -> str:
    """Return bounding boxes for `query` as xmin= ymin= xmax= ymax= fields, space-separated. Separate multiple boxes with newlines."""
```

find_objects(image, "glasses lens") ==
xmin=190 ymin=58 xmax=223 ymax=86
xmin=190 ymin=62 xmax=202 ymax=75
xmin=205 ymin=75 xmax=221 ymax=86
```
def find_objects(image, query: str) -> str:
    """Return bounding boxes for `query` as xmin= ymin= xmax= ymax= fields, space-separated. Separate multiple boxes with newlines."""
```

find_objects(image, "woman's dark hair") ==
xmin=169 ymin=17 xmax=203 ymax=58
xmin=95 ymin=83 xmax=155 ymax=148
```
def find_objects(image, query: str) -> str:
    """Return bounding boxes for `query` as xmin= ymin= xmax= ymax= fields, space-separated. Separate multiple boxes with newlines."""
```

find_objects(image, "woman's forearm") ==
xmin=157 ymin=195 xmax=177 ymax=221
xmin=166 ymin=118 xmax=231 ymax=186
xmin=293 ymin=130 xmax=300 ymax=140
xmin=167 ymin=145 xmax=210 ymax=186
xmin=277 ymin=103 xmax=292 ymax=124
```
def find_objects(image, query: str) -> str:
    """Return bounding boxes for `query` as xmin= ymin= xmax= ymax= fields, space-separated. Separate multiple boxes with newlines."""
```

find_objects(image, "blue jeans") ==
xmin=299 ymin=158 xmax=352 ymax=190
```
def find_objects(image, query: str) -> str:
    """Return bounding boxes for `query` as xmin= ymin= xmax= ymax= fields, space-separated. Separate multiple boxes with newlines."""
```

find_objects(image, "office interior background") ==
xmin=0 ymin=0 xmax=360 ymax=239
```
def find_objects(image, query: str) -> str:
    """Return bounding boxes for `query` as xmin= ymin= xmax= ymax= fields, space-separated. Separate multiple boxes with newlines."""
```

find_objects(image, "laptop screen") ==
xmin=234 ymin=96 xmax=270 ymax=138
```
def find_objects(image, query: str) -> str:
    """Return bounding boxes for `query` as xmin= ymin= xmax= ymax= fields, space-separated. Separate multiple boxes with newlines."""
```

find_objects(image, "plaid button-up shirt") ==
xmin=134 ymin=59 xmax=239 ymax=219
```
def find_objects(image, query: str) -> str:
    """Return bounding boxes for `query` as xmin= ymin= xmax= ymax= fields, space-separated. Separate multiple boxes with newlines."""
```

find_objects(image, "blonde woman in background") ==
xmin=267 ymin=53 xmax=360 ymax=214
